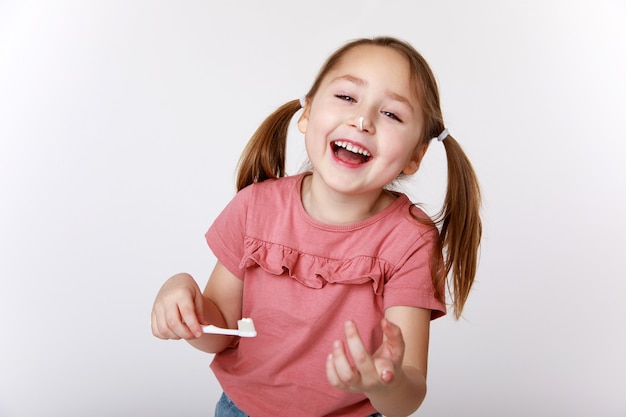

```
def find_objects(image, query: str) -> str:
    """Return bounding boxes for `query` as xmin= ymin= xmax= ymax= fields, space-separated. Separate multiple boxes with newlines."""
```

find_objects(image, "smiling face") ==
xmin=298 ymin=45 xmax=426 ymax=198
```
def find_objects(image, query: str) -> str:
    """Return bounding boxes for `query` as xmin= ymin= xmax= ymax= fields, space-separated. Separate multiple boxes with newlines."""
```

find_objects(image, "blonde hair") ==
xmin=236 ymin=37 xmax=481 ymax=319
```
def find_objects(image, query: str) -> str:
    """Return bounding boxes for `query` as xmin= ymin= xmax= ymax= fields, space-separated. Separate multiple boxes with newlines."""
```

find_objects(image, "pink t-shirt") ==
xmin=206 ymin=173 xmax=445 ymax=417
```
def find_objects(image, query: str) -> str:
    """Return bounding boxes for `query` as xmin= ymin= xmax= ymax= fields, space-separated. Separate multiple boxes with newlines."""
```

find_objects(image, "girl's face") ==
xmin=298 ymin=45 xmax=426 ymax=197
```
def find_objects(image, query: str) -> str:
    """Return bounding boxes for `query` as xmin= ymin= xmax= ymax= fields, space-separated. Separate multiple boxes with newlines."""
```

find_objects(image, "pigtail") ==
xmin=436 ymin=134 xmax=482 ymax=319
xmin=236 ymin=99 xmax=302 ymax=191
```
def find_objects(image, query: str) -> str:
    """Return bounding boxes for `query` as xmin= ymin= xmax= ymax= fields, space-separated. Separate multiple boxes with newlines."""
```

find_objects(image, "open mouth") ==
xmin=332 ymin=140 xmax=371 ymax=165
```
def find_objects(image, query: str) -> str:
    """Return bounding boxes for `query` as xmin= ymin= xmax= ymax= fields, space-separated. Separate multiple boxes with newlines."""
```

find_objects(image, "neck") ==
xmin=300 ymin=173 xmax=395 ymax=225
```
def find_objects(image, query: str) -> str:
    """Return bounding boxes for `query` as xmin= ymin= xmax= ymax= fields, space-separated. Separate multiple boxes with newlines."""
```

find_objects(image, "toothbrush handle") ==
xmin=201 ymin=325 xmax=239 ymax=336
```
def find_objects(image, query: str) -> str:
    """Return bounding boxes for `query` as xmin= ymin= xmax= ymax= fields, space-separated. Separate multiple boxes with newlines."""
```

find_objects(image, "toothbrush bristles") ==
xmin=237 ymin=317 xmax=257 ymax=337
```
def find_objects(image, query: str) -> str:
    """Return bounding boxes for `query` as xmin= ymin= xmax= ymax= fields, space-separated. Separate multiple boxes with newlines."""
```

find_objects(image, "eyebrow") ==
xmin=330 ymin=74 xmax=414 ymax=111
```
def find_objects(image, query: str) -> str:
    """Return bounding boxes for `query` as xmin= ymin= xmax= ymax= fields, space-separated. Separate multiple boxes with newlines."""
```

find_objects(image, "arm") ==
xmin=188 ymin=261 xmax=244 ymax=353
xmin=151 ymin=261 xmax=244 ymax=354
xmin=326 ymin=306 xmax=431 ymax=417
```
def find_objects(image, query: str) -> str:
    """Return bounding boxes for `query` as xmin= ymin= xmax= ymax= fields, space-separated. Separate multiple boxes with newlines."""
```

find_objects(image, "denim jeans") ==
xmin=215 ymin=392 xmax=383 ymax=417
xmin=215 ymin=392 xmax=247 ymax=417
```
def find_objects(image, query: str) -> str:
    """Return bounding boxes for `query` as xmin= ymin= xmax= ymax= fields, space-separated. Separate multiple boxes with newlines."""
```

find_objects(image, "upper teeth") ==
xmin=334 ymin=141 xmax=370 ymax=156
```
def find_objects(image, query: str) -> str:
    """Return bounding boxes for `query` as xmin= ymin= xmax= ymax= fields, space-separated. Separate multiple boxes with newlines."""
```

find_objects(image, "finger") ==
xmin=370 ymin=319 xmax=405 ymax=384
xmin=380 ymin=318 xmax=405 ymax=362
xmin=330 ymin=339 xmax=360 ymax=388
xmin=152 ymin=305 xmax=182 ymax=340
xmin=172 ymin=300 xmax=201 ymax=339
xmin=151 ymin=310 xmax=167 ymax=339
xmin=372 ymin=356 xmax=396 ymax=384
xmin=154 ymin=296 xmax=196 ymax=340
xmin=326 ymin=352 xmax=343 ymax=388
xmin=185 ymin=293 xmax=205 ymax=338
xmin=343 ymin=320 xmax=377 ymax=381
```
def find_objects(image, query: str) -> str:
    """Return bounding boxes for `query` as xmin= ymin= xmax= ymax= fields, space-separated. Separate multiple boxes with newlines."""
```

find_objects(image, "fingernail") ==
xmin=381 ymin=370 xmax=394 ymax=383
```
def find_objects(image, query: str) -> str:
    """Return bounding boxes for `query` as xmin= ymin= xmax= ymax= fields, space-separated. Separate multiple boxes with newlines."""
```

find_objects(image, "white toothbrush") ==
xmin=202 ymin=317 xmax=257 ymax=337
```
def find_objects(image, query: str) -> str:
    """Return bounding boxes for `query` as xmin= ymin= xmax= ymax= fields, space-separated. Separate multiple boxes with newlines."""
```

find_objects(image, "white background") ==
xmin=1 ymin=1 xmax=625 ymax=416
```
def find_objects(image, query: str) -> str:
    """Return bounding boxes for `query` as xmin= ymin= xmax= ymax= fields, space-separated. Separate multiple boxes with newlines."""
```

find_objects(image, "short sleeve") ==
xmin=205 ymin=185 xmax=253 ymax=280
xmin=383 ymin=225 xmax=446 ymax=320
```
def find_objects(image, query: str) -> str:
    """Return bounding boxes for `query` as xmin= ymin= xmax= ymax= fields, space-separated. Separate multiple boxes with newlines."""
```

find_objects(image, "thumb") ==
xmin=373 ymin=356 xmax=396 ymax=384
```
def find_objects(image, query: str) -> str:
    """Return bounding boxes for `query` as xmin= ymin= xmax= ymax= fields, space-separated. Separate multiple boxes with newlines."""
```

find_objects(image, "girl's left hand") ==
xmin=326 ymin=318 xmax=405 ymax=393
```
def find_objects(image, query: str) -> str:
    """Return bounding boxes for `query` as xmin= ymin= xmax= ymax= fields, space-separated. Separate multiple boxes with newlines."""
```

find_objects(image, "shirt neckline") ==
xmin=293 ymin=172 xmax=409 ymax=232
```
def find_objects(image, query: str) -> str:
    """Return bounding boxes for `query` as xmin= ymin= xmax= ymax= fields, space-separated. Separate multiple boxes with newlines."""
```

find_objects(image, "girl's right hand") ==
xmin=151 ymin=273 xmax=206 ymax=340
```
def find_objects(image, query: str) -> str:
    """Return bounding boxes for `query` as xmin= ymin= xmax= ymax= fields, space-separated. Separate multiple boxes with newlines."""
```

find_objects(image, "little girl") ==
xmin=152 ymin=36 xmax=481 ymax=417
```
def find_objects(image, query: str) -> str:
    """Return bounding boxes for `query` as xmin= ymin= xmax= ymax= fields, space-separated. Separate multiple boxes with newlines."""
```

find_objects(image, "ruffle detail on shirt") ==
xmin=238 ymin=237 xmax=391 ymax=294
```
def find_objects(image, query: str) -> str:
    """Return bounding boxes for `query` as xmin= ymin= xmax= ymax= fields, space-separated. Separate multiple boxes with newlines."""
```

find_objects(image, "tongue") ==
xmin=335 ymin=147 xmax=367 ymax=164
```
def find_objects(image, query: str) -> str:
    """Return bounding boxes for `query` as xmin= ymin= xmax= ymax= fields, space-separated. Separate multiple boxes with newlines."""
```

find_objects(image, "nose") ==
xmin=352 ymin=114 xmax=374 ymax=134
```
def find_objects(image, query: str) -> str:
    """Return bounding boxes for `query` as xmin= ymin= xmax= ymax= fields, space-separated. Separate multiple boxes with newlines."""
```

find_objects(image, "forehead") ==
xmin=324 ymin=45 xmax=416 ymax=96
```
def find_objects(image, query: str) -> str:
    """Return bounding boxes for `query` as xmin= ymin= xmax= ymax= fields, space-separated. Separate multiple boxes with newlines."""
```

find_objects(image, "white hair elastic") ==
xmin=359 ymin=116 xmax=365 ymax=131
xmin=299 ymin=96 xmax=306 ymax=108
xmin=436 ymin=128 xmax=449 ymax=142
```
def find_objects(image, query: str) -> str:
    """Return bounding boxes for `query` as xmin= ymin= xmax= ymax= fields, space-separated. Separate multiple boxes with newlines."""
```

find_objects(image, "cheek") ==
xmin=302 ymin=115 xmax=328 ymax=144
xmin=303 ymin=132 xmax=325 ymax=158
xmin=384 ymin=137 xmax=420 ymax=166
xmin=382 ymin=128 xmax=417 ymax=152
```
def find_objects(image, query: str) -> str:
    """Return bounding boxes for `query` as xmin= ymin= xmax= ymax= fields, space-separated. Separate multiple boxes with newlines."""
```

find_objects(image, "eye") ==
xmin=335 ymin=94 xmax=356 ymax=103
xmin=382 ymin=110 xmax=402 ymax=122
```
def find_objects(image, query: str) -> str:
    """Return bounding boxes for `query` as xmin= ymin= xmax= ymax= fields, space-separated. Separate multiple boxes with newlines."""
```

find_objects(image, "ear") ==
xmin=402 ymin=143 xmax=429 ymax=175
xmin=297 ymin=101 xmax=309 ymax=133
